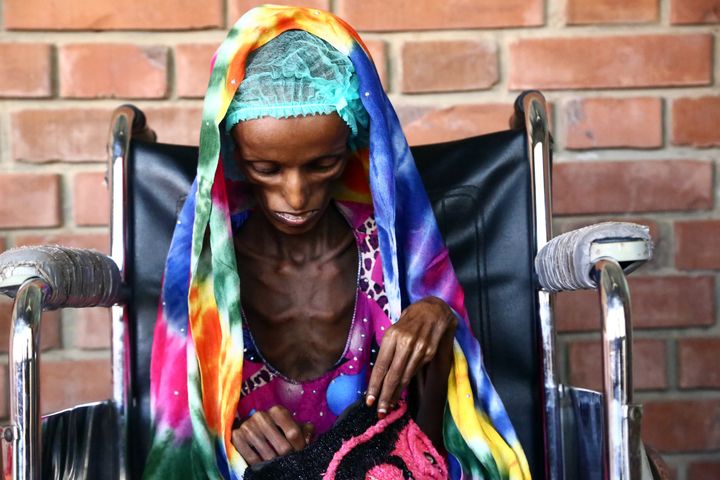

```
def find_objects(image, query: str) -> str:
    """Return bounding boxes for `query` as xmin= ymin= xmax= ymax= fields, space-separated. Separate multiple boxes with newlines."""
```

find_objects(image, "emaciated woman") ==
xmin=145 ymin=6 xmax=530 ymax=480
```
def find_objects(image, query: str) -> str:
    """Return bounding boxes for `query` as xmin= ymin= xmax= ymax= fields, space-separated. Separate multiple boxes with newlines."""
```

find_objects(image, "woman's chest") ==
xmin=238 ymin=242 xmax=359 ymax=326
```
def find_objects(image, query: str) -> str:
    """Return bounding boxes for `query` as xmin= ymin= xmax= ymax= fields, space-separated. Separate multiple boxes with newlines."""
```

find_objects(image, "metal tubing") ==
xmin=107 ymin=106 xmax=133 ymax=480
xmin=109 ymin=108 xmax=130 ymax=410
xmin=523 ymin=92 xmax=563 ymax=480
xmin=594 ymin=258 xmax=642 ymax=480
xmin=9 ymin=278 xmax=49 ymax=480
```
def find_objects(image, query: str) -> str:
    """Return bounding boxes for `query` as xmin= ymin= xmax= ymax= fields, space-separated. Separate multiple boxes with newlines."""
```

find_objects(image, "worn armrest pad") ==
xmin=535 ymin=222 xmax=652 ymax=292
xmin=0 ymin=246 xmax=122 ymax=309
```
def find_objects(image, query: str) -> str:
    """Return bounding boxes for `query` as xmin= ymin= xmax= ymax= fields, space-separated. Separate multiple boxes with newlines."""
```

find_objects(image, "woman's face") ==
xmin=231 ymin=113 xmax=351 ymax=235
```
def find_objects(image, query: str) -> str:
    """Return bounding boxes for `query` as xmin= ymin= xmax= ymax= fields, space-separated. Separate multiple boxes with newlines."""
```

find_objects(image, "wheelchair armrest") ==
xmin=0 ymin=246 xmax=123 ymax=309
xmin=535 ymin=222 xmax=653 ymax=292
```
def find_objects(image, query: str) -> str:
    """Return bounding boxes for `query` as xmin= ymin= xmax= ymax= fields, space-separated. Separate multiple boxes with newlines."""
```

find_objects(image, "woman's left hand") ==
xmin=365 ymin=296 xmax=457 ymax=417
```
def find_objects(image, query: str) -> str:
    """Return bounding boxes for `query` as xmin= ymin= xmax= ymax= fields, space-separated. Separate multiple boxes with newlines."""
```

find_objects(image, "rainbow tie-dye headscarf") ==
xmin=145 ymin=5 xmax=531 ymax=479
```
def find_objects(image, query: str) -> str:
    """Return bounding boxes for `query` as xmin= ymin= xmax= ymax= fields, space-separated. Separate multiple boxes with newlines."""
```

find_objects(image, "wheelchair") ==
xmin=0 ymin=91 xmax=669 ymax=479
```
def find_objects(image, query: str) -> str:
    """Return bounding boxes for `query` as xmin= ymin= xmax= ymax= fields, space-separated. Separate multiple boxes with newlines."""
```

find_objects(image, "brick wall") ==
xmin=0 ymin=0 xmax=718 ymax=476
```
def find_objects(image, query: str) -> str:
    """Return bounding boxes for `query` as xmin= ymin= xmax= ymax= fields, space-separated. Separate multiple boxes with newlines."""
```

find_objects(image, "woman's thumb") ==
xmin=302 ymin=423 xmax=315 ymax=444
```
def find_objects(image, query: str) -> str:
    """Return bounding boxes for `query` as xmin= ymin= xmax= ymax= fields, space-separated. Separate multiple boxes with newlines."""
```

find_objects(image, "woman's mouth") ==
xmin=272 ymin=210 xmax=319 ymax=226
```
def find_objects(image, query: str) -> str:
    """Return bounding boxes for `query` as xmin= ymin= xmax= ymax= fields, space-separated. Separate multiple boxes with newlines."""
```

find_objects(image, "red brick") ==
xmin=0 ymin=43 xmax=52 ymax=98
xmin=403 ymin=104 xmax=513 ymax=146
xmin=15 ymin=233 xmax=109 ymax=255
xmin=74 ymin=172 xmax=110 ymax=227
xmin=364 ymin=40 xmax=388 ymax=91
xmin=556 ymin=276 xmax=715 ymax=332
xmin=176 ymin=39 xmax=386 ymax=98
xmin=73 ymin=308 xmax=112 ymax=349
xmin=676 ymin=221 xmax=720 ymax=270
xmin=569 ymin=339 xmax=667 ymax=390
xmin=672 ymin=97 xmax=720 ymax=148
xmin=553 ymin=160 xmax=713 ymax=215
xmin=395 ymin=106 xmax=435 ymax=130
xmin=4 ymin=0 xmax=222 ymax=30
xmin=40 ymin=358 xmax=111 ymax=414
xmin=564 ymin=97 xmax=662 ymax=149
xmin=59 ymin=44 xmax=168 ymax=99
xmin=671 ymin=0 xmax=720 ymax=24
xmin=143 ymin=106 xmax=204 ymax=146
xmin=679 ymin=338 xmax=720 ymax=388
xmin=509 ymin=35 xmax=712 ymax=90
xmin=688 ymin=461 xmax=720 ymax=480
xmin=0 ymin=174 xmax=61 ymax=228
xmin=642 ymin=399 xmax=720 ymax=453
xmin=11 ymin=109 xmax=111 ymax=163
xmin=336 ymin=0 xmax=543 ymax=31
xmin=0 ymin=297 xmax=61 ymax=353
xmin=228 ymin=0 xmax=329 ymax=25
xmin=567 ymin=0 xmax=658 ymax=24
xmin=175 ymin=44 xmax=218 ymax=98
xmin=402 ymin=40 xmax=497 ymax=93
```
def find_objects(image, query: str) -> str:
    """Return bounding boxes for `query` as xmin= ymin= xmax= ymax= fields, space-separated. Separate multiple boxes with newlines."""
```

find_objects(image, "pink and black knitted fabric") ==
xmin=244 ymin=401 xmax=447 ymax=479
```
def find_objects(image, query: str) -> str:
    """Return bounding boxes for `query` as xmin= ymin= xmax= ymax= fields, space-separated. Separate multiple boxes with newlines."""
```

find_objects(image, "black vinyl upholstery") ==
xmin=125 ymin=130 xmax=543 ymax=478
xmin=414 ymin=131 xmax=542 ymax=477
xmin=42 ymin=401 xmax=119 ymax=479
xmin=126 ymin=141 xmax=198 ymax=478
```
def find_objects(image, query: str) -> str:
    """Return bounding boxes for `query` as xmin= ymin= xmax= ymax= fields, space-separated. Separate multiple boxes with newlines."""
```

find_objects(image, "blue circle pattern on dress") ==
xmin=326 ymin=367 xmax=366 ymax=416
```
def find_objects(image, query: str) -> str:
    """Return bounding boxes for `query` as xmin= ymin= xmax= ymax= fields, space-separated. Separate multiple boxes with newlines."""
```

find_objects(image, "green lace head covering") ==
xmin=225 ymin=30 xmax=369 ymax=150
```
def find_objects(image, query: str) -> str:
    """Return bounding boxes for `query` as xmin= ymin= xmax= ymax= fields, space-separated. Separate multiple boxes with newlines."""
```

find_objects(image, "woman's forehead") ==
xmin=232 ymin=114 xmax=350 ymax=161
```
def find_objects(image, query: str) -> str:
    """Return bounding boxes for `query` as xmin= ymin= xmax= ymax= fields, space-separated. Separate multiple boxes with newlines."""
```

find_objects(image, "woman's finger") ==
xmin=366 ymin=333 xmax=396 ymax=407
xmin=254 ymin=411 xmax=295 ymax=458
xmin=398 ymin=343 xmax=427 ymax=400
xmin=239 ymin=417 xmax=276 ymax=461
xmin=376 ymin=337 xmax=412 ymax=415
xmin=301 ymin=423 xmax=315 ymax=444
xmin=268 ymin=406 xmax=307 ymax=452
xmin=232 ymin=429 xmax=262 ymax=465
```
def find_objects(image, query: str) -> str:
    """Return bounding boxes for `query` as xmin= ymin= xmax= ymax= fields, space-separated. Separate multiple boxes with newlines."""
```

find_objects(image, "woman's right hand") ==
xmin=232 ymin=405 xmax=315 ymax=465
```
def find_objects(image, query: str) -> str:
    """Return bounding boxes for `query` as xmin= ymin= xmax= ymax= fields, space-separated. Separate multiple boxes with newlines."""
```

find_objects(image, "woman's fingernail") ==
xmin=377 ymin=407 xmax=387 ymax=419
xmin=366 ymin=395 xmax=375 ymax=406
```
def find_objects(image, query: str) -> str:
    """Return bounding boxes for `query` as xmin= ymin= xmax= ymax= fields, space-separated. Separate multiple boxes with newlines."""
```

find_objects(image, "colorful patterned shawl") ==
xmin=145 ymin=5 xmax=531 ymax=480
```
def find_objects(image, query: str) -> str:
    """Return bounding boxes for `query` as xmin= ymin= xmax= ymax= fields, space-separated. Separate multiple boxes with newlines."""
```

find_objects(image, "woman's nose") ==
xmin=282 ymin=170 xmax=309 ymax=211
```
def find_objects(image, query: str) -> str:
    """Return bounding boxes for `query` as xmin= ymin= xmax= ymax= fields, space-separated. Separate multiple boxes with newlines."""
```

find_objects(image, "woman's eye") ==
xmin=248 ymin=162 xmax=280 ymax=175
xmin=310 ymin=157 xmax=341 ymax=171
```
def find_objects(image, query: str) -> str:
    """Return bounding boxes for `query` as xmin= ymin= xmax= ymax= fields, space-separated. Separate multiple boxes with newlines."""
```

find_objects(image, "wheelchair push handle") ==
xmin=509 ymin=89 xmax=544 ymax=131
xmin=116 ymin=104 xmax=157 ymax=143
